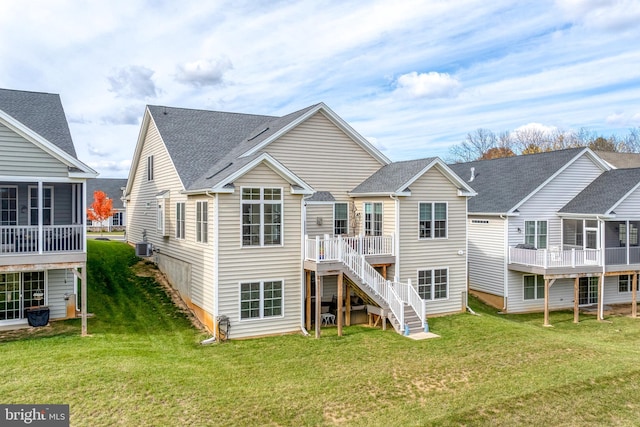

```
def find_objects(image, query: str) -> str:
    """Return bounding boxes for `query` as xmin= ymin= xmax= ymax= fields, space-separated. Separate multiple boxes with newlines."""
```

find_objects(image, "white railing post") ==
xmin=315 ymin=235 xmax=321 ymax=262
xmin=543 ymin=249 xmax=548 ymax=269
xmin=571 ymin=248 xmax=575 ymax=268
xmin=358 ymin=234 xmax=363 ymax=256
xmin=407 ymin=278 xmax=412 ymax=304
xmin=337 ymin=235 xmax=343 ymax=262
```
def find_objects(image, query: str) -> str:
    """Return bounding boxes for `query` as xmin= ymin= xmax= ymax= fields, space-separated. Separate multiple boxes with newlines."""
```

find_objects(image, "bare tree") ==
xmin=448 ymin=128 xmax=497 ymax=162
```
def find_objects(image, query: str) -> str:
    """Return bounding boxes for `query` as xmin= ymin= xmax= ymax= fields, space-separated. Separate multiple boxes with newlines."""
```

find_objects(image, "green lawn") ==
xmin=2 ymin=240 xmax=640 ymax=426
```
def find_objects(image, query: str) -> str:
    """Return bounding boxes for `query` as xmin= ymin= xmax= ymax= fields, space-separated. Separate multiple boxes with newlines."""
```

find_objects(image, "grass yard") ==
xmin=2 ymin=240 xmax=640 ymax=426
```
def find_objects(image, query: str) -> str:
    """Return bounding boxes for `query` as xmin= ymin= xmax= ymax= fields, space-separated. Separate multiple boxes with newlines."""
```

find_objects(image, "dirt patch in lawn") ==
xmin=132 ymin=260 xmax=208 ymax=333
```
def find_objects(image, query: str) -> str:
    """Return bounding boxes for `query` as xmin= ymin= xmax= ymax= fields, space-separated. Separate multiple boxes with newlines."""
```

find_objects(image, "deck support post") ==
xmin=543 ymin=278 xmax=556 ymax=327
xmin=632 ymin=273 xmax=638 ymax=318
xmin=597 ymin=274 xmax=604 ymax=321
xmin=315 ymin=275 xmax=322 ymax=338
xmin=305 ymin=270 xmax=311 ymax=331
xmin=346 ymin=282 xmax=351 ymax=326
xmin=337 ymin=272 xmax=343 ymax=336
xmin=573 ymin=277 xmax=580 ymax=324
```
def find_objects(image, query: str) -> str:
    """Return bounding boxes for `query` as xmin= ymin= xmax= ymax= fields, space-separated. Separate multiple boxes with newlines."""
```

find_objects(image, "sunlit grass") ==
xmin=2 ymin=240 xmax=640 ymax=426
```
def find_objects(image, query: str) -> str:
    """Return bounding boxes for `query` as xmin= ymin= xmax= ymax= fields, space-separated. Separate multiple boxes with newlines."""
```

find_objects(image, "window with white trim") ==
xmin=618 ymin=274 xmax=639 ymax=293
xmin=196 ymin=201 xmax=208 ymax=243
xmin=525 ymin=220 xmax=547 ymax=249
xmin=417 ymin=268 xmax=448 ymax=300
xmin=112 ymin=212 xmax=123 ymax=227
xmin=29 ymin=186 xmax=53 ymax=226
xmin=176 ymin=202 xmax=186 ymax=239
xmin=523 ymin=274 xmax=545 ymax=300
xmin=147 ymin=155 xmax=154 ymax=181
xmin=419 ymin=202 xmax=447 ymax=239
xmin=240 ymin=280 xmax=283 ymax=319
xmin=334 ymin=203 xmax=348 ymax=235
xmin=0 ymin=186 xmax=17 ymax=226
xmin=242 ymin=188 xmax=282 ymax=246
xmin=364 ymin=202 xmax=382 ymax=236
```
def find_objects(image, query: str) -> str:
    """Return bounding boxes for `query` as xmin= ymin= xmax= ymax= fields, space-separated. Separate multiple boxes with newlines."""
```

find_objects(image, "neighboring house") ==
xmin=86 ymin=178 xmax=127 ymax=232
xmin=449 ymin=148 xmax=640 ymax=325
xmin=0 ymin=88 xmax=97 ymax=333
xmin=125 ymin=103 xmax=474 ymax=339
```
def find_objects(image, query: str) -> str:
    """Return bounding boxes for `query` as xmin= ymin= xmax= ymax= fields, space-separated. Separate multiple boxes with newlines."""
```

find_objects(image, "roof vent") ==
xmin=469 ymin=167 xmax=475 ymax=182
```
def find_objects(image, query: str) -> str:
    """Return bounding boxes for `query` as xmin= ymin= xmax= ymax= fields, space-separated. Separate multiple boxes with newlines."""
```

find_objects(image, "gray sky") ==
xmin=1 ymin=0 xmax=639 ymax=177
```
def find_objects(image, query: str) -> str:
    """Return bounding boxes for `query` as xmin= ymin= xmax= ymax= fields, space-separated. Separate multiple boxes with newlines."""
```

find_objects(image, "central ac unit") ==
xmin=135 ymin=242 xmax=152 ymax=257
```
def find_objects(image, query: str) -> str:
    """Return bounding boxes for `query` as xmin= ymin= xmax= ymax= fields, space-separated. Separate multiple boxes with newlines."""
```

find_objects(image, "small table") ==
xmin=321 ymin=313 xmax=335 ymax=325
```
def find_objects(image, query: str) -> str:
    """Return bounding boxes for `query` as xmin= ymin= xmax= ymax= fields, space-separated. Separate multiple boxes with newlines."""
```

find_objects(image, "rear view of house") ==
xmin=125 ymin=102 xmax=474 ymax=339
xmin=0 ymin=89 xmax=97 ymax=332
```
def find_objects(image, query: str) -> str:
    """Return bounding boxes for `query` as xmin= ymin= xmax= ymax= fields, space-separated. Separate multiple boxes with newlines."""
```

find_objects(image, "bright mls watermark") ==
xmin=1 ymin=405 xmax=69 ymax=426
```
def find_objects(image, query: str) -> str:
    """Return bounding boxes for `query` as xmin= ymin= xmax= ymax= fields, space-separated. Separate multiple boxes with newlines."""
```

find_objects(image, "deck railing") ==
xmin=0 ymin=224 xmax=84 ymax=255
xmin=605 ymin=247 xmax=640 ymax=265
xmin=509 ymin=247 xmax=601 ymax=268
xmin=305 ymin=234 xmax=428 ymax=331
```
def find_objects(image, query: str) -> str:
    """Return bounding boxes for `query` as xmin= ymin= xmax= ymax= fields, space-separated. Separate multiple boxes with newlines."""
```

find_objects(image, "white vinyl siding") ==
xmin=305 ymin=203 xmax=333 ymax=237
xmin=263 ymin=112 xmax=385 ymax=196
xmin=397 ymin=166 xmax=467 ymax=315
xmin=126 ymin=120 xmax=215 ymax=317
xmin=468 ymin=216 xmax=506 ymax=297
xmin=0 ymin=122 xmax=70 ymax=177
xmin=217 ymin=163 xmax=302 ymax=339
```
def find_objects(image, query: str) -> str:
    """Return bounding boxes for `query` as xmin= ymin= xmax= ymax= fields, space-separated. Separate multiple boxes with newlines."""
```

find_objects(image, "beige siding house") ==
xmin=0 ymin=88 xmax=97 ymax=333
xmin=125 ymin=103 xmax=475 ymax=339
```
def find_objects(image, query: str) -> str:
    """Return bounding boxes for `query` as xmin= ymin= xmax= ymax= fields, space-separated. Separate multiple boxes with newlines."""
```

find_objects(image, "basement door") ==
xmin=578 ymin=276 xmax=598 ymax=305
xmin=0 ymin=272 xmax=46 ymax=322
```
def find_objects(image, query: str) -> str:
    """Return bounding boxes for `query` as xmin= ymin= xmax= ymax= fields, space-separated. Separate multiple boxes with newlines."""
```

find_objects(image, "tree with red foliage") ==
xmin=87 ymin=190 xmax=114 ymax=234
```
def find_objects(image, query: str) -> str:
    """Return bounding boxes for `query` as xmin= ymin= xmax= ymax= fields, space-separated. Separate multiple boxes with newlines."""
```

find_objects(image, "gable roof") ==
xmin=128 ymin=103 xmax=388 ymax=195
xmin=448 ymin=148 xmax=609 ymax=214
xmin=594 ymin=151 xmax=640 ymax=169
xmin=559 ymin=168 xmax=640 ymax=216
xmin=351 ymin=157 xmax=476 ymax=197
xmin=0 ymin=88 xmax=96 ymax=176
xmin=86 ymin=178 xmax=127 ymax=209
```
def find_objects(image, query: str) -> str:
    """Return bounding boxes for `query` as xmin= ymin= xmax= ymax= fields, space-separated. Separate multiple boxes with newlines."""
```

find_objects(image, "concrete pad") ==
xmin=406 ymin=331 xmax=440 ymax=340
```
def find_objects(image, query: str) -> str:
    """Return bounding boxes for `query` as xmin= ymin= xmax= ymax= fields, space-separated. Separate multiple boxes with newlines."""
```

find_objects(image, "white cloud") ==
xmin=513 ymin=123 xmax=558 ymax=135
xmin=107 ymin=66 xmax=159 ymax=99
xmin=556 ymin=0 xmax=640 ymax=31
xmin=394 ymin=72 xmax=462 ymax=99
xmin=606 ymin=112 xmax=640 ymax=127
xmin=175 ymin=57 xmax=233 ymax=87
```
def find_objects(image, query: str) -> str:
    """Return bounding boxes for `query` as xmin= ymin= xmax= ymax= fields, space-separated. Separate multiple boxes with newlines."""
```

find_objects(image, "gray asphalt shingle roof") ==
xmin=0 ymin=88 xmax=78 ymax=158
xmin=351 ymin=157 xmax=439 ymax=194
xmin=559 ymin=168 xmax=640 ymax=215
xmin=448 ymin=148 xmax=587 ymax=213
xmin=86 ymin=178 xmax=128 ymax=209
xmin=148 ymin=103 xmax=320 ymax=190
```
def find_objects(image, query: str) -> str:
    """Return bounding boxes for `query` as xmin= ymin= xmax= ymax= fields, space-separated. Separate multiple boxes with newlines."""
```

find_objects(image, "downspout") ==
xmin=300 ymin=194 xmax=313 ymax=336
xmin=500 ymin=214 xmax=508 ymax=311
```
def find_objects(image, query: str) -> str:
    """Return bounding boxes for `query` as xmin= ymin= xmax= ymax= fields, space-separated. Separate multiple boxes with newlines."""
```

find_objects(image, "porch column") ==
xmin=337 ymin=272 xmax=343 ymax=336
xmin=597 ymin=274 xmax=604 ymax=321
xmin=315 ymin=275 xmax=322 ymax=338
xmin=81 ymin=266 xmax=87 ymax=336
xmin=633 ymin=273 xmax=638 ymax=319
xmin=38 ymin=181 xmax=43 ymax=254
xmin=305 ymin=271 xmax=311 ymax=331
xmin=573 ymin=277 xmax=580 ymax=324
xmin=543 ymin=278 xmax=550 ymax=327
xmin=381 ymin=265 xmax=387 ymax=280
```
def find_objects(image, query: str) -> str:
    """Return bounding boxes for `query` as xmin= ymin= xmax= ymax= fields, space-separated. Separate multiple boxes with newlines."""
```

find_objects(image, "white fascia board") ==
xmin=69 ymin=171 xmax=99 ymax=179
xmin=0 ymin=110 xmax=97 ymax=176
xmin=210 ymin=153 xmax=314 ymax=194
xmin=471 ymin=211 xmax=519 ymax=217
xmin=607 ymin=181 xmax=640 ymax=215
xmin=348 ymin=191 xmax=411 ymax=197
xmin=458 ymin=189 xmax=477 ymax=197
xmin=125 ymin=107 xmax=151 ymax=197
xmin=239 ymin=103 xmax=390 ymax=165
xmin=556 ymin=212 xmax=615 ymax=220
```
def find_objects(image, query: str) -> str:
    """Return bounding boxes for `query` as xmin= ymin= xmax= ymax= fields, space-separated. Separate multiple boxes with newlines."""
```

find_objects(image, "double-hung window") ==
xmin=176 ymin=202 xmax=186 ymax=239
xmin=29 ymin=186 xmax=53 ymax=225
xmin=334 ymin=203 xmax=348 ymax=235
xmin=0 ymin=187 xmax=17 ymax=226
xmin=240 ymin=280 xmax=283 ymax=319
xmin=364 ymin=202 xmax=382 ymax=236
xmin=417 ymin=268 xmax=448 ymax=300
xmin=525 ymin=220 xmax=547 ymax=249
xmin=618 ymin=274 xmax=639 ymax=293
xmin=196 ymin=201 xmax=208 ymax=243
xmin=419 ymin=202 xmax=447 ymax=239
xmin=242 ymin=188 xmax=282 ymax=246
xmin=523 ymin=274 xmax=545 ymax=300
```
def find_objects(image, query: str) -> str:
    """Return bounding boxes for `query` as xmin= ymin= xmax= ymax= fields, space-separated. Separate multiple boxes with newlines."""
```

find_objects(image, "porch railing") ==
xmin=0 ymin=225 xmax=84 ymax=255
xmin=509 ymin=247 xmax=601 ymax=268
xmin=605 ymin=247 xmax=640 ymax=265
xmin=305 ymin=235 xmax=428 ymax=331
